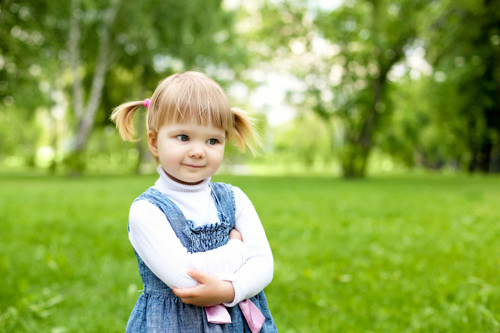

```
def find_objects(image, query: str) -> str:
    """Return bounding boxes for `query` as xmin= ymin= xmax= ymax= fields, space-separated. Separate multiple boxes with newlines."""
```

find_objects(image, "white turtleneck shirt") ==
xmin=128 ymin=166 xmax=274 ymax=307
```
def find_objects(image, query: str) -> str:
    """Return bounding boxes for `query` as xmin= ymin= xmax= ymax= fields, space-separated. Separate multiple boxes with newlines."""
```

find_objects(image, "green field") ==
xmin=1 ymin=173 xmax=499 ymax=332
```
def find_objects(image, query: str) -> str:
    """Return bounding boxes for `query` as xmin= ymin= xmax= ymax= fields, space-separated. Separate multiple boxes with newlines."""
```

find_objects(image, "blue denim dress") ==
xmin=126 ymin=183 xmax=277 ymax=332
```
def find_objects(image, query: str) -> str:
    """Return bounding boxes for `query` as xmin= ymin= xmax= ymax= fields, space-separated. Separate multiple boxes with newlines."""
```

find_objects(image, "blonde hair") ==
xmin=110 ymin=71 xmax=259 ymax=153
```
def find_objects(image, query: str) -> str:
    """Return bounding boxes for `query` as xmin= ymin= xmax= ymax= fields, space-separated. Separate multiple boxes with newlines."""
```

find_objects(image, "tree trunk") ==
xmin=469 ymin=139 xmax=493 ymax=173
xmin=341 ymin=73 xmax=388 ymax=178
xmin=341 ymin=141 xmax=370 ymax=178
xmin=67 ymin=0 xmax=120 ymax=175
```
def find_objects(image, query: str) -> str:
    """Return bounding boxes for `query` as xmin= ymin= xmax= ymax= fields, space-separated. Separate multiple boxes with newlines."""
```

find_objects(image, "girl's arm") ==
xmin=128 ymin=199 xmax=248 ymax=289
xmin=173 ymin=269 xmax=236 ymax=307
xmin=222 ymin=186 xmax=274 ymax=306
xmin=173 ymin=186 xmax=274 ymax=307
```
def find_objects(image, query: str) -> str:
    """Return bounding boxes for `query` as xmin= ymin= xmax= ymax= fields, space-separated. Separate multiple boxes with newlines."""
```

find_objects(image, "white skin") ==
xmin=147 ymin=120 xmax=241 ymax=306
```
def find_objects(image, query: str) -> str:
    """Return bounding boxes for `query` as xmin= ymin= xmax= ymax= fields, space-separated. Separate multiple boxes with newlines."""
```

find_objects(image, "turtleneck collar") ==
xmin=155 ymin=165 xmax=211 ymax=193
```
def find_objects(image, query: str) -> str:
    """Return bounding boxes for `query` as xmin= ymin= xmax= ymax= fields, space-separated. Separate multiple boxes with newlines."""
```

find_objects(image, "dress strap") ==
xmin=209 ymin=182 xmax=236 ymax=229
xmin=133 ymin=187 xmax=193 ymax=247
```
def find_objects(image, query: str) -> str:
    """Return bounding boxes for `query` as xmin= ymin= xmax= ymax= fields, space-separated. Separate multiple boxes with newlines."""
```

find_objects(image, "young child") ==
xmin=111 ymin=71 xmax=277 ymax=332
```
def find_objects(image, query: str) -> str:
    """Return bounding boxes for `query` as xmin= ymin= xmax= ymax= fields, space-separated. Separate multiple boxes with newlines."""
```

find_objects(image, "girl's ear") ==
xmin=147 ymin=130 xmax=159 ymax=157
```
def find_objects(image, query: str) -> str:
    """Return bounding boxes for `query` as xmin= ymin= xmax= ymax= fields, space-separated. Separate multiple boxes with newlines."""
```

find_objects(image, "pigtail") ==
xmin=231 ymin=108 xmax=261 ymax=155
xmin=110 ymin=101 xmax=145 ymax=142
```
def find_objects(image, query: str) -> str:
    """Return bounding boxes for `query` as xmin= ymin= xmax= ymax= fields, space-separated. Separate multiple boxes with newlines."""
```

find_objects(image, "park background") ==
xmin=1 ymin=0 xmax=499 ymax=332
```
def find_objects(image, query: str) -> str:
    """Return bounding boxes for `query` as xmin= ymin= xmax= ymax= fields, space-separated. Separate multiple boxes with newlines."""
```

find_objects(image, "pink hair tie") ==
xmin=144 ymin=98 xmax=151 ymax=108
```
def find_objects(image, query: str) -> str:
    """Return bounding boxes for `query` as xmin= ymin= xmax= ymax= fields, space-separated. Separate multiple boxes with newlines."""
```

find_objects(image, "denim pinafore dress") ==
xmin=126 ymin=183 xmax=277 ymax=332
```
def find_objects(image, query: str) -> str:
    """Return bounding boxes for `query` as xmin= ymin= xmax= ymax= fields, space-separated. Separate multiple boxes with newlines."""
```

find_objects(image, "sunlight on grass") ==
xmin=1 ymin=174 xmax=499 ymax=332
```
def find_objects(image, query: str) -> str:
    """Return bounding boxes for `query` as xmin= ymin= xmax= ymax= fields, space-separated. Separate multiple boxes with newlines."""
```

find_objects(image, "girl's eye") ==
xmin=207 ymin=138 xmax=219 ymax=145
xmin=176 ymin=135 xmax=189 ymax=142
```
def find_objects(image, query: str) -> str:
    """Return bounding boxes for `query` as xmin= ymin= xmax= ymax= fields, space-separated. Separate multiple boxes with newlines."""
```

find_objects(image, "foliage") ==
xmin=246 ymin=0 xmax=500 ymax=177
xmin=0 ymin=107 xmax=40 ymax=167
xmin=271 ymin=112 xmax=333 ymax=167
xmin=0 ymin=0 xmax=249 ymax=174
xmin=0 ymin=0 xmax=61 ymax=106
xmin=249 ymin=0 xmax=430 ymax=177
xmin=2 ymin=0 xmax=500 ymax=176
xmin=380 ymin=75 xmax=467 ymax=169
xmin=1 ymin=174 xmax=500 ymax=332
xmin=378 ymin=0 xmax=500 ymax=173
xmin=421 ymin=0 xmax=500 ymax=172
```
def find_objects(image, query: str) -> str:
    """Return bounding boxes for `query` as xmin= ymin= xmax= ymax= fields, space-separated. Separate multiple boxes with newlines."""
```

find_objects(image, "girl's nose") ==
xmin=188 ymin=143 xmax=205 ymax=158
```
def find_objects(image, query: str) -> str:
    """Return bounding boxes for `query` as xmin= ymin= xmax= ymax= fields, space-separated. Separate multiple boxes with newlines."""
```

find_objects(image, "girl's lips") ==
xmin=184 ymin=164 xmax=204 ymax=168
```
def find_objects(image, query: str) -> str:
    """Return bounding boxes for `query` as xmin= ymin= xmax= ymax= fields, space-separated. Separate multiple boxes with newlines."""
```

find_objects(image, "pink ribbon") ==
xmin=239 ymin=299 xmax=266 ymax=333
xmin=205 ymin=304 xmax=231 ymax=324
xmin=205 ymin=299 xmax=265 ymax=333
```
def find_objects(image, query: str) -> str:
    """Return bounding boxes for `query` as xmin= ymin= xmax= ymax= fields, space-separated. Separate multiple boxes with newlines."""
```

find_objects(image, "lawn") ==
xmin=1 ymin=173 xmax=499 ymax=332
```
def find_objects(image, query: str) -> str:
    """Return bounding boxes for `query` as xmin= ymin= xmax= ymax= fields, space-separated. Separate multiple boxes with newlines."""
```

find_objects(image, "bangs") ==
xmin=148 ymin=72 xmax=233 ymax=134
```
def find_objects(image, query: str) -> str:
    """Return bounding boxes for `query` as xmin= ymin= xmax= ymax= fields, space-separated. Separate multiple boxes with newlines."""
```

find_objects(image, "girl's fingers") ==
xmin=173 ymin=270 xmax=223 ymax=306
xmin=172 ymin=269 xmax=207 ymax=298
xmin=172 ymin=286 xmax=196 ymax=299
xmin=187 ymin=268 xmax=208 ymax=283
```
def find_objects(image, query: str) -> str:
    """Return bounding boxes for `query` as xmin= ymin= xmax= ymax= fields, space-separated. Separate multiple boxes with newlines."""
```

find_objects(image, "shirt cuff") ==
xmin=220 ymin=273 xmax=244 ymax=307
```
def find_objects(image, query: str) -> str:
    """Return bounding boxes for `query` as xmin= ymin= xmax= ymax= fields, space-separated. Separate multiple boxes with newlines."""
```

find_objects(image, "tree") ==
xmin=422 ymin=0 xmax=500 ymax=172
xmin=1 ymin=0 xmax=248 ymax=174
xmin=0 ymin=0 xmax=66 ymax=167
xmin=66 ymin=0 xmax=120 ymax=173
xmin=310 ymin=0 xmax=430 ymax=177
xmin=66 ymin=0 xmax=246 ymax=173
xmin=248 ymin=0 xmax=429 ymax=177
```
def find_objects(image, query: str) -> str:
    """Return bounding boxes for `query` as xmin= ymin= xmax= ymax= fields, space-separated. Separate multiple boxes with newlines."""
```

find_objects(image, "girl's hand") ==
xmin=172 ymin=269 xmax=235 ymax=307
xmin=229 ymin=228 xmax=242 ymax=241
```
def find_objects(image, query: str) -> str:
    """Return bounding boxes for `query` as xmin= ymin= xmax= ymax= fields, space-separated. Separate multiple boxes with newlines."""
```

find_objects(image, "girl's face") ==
xmin=148 ymin=120 xmax=226 ymax=185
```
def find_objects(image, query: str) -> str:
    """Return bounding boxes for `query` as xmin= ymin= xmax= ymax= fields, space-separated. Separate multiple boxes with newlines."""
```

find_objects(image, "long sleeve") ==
xmin=222 ymin=186 xmax=274 ymax=307
xmin=128 ymin=199 xmax=248 ymax=289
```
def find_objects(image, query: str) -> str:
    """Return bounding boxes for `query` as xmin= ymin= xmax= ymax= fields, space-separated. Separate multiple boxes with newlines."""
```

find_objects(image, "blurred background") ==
xmin=1 ymin=0 xmax=499 ymax=178
xmin=2 ymin=1 xmax=500 ymax=332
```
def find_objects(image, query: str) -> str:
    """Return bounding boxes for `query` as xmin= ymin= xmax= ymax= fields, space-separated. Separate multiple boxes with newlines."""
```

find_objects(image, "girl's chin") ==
xmin=165 ymin=171 xmax=205 ymax=185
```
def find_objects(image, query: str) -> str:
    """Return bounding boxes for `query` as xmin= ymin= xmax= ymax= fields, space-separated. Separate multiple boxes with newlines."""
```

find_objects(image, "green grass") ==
xmin=1 ymin=173 xmax=500 ymax=332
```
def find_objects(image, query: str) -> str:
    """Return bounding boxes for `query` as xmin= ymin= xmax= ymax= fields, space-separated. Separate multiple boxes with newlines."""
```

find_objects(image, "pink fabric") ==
xmin=143 ymin=98 xmax=150 ymax=108
xmin=239 ymin=299 xmax=265 ymax=333
xmin=205 ymin=300 xmax=265 ymax=332
xmin=205 ymin=304 xmax=231 ymax=324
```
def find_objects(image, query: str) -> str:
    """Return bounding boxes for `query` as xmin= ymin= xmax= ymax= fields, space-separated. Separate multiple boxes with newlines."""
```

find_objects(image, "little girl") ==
xmin=111 ymin=71 xmax=277 ymax=332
